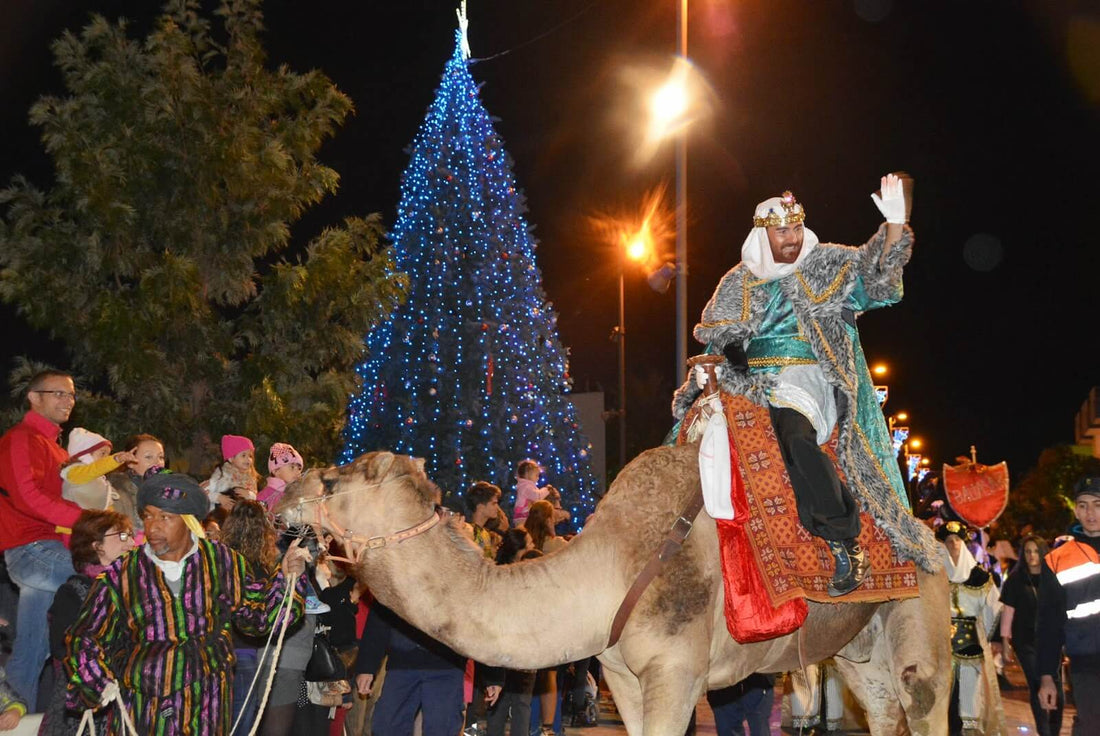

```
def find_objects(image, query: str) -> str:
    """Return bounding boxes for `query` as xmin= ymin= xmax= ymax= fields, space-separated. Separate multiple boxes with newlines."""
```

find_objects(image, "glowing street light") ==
xmin=872 ymin=363 xmax=889 ymax=377
xmin=648 ymin=77 xmax=690 ymax=141
xmin=910 ymin=437 xmax=923 ymax=450
xmin=626 ymin=228 xmax=651 ymax=262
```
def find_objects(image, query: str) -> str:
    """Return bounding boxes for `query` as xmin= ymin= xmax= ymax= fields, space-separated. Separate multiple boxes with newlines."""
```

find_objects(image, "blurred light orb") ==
xmin=651 ymin=80 xmax=688 ymax=127
xmin=854 ymin=0 xmax=893 ymax=23
xmin=963 ymin=232 xmax=1004 ymax=272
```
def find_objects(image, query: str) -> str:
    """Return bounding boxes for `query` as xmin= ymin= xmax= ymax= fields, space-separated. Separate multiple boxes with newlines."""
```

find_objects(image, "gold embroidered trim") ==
xmin=952 ymin=652 xmax=985 ymax=662
xmin=747 ymin=357 xmax=817 ymax=368
xmin=699 ymin=275 xmax=759 ymax=328
xmin=797 ymin=262 xmax=851 ymax=304
xmin=699 ymin=318 xmax=739 ymax=328
xmin=808 ymin=319 xmax=855 ymax=393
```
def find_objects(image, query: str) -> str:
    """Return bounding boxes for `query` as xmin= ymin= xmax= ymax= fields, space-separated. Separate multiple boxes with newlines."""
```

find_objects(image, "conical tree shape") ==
xmin=342 ymin=31 xmax=600 ymax=518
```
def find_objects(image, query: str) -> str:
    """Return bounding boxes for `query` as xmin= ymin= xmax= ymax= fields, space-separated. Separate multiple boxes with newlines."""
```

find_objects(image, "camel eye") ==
xmin=322 ymin=476 xmax=337 ymax=495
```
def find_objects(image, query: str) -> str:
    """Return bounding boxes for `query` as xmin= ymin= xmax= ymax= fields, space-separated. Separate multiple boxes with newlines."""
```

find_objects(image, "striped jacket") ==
xmin=1037 ymin=529 xmax=1100 ymax=677
xmin=66 ymin=538 xmax=303 ymax=731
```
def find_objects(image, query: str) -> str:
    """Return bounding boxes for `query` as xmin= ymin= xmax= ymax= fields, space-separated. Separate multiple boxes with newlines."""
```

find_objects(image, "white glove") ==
xmin=693 ymin=364 xmax=723 ymax=390
xmin=870 ymin=173 xmax=907 ymax=224
xmin=100 ymin=680 xmax=120 ymax=707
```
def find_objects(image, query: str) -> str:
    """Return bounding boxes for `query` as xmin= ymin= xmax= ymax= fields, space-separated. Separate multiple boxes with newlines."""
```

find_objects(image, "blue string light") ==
xmin=341 ymin=30 xmax=600 ymax=525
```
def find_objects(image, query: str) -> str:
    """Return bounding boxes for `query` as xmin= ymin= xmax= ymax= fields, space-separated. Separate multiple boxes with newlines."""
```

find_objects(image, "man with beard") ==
xmin=674 ymin=174 xmax=936 ymax=595
xmin=65 ymin=470 xmax=310 ymax=734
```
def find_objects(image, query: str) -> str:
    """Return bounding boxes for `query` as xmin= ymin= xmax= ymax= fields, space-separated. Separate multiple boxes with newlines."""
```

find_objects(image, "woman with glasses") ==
xmin=39 ymin=510 xmax=135 ymax=735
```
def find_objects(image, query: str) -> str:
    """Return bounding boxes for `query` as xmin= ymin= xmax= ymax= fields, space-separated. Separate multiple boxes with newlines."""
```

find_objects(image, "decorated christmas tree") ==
xmin=341 ymin=12 xmax=600 ymax=519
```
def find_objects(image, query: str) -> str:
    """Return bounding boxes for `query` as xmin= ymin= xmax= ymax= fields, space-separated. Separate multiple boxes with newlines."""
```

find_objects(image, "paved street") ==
xmin=566 ymin=659 xmax=1074 ymax=735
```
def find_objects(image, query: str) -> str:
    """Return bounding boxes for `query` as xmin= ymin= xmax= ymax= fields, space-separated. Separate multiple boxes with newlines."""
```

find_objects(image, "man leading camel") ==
xmin=65 ymin=471 xmax=309 ymax=734
xmin=675 ymin=174 xmax=918 ymax=596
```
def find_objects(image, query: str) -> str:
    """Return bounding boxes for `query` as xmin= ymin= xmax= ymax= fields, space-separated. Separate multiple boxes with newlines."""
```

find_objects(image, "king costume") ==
xmin=673 ymin=183 xmax=940 ymax=584
xmin=65 ymin=472 xmax=305 ymax=735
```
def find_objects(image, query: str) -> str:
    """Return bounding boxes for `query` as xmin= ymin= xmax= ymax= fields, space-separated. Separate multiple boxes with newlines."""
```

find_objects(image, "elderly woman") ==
xmin=40 ymin=509 xmax=136 ymax=735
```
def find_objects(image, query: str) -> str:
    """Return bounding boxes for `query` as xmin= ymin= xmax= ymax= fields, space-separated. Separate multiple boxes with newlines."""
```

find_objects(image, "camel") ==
xmin=279 ymin=445 xmax=952 ymax=736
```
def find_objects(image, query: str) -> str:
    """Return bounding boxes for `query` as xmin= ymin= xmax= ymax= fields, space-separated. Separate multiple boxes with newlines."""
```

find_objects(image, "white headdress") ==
xmin=740 ymin=191 xmax=819 ymax=281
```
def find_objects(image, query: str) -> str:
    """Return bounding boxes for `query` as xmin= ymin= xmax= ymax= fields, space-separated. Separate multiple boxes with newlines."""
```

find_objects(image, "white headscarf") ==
xmin=940 ymin=537 xmax=979 ymax=583
xmin=740 ymin=195 xmax=819 ymax=281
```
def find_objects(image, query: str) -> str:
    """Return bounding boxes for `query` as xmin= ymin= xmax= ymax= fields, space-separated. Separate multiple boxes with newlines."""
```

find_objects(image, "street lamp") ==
xmin=610 ymin=225 xmax=653 ymax=470
xmin=640 ymin=6 xmax=692 ymax=386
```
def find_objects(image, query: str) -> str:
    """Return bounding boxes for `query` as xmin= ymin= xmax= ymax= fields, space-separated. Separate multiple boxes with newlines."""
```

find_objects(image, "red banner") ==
xmin=943 ymin=461 xmax=1010 ymax=528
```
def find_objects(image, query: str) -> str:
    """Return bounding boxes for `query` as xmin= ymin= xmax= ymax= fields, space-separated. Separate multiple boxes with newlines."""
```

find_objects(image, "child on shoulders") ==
xmin=203 ymin=434 xmax=260 ymax=510
xmin=257 ymin=442 xmax=304 ymax=511
xmin=61 ymin=428 xmax=136 ymax=510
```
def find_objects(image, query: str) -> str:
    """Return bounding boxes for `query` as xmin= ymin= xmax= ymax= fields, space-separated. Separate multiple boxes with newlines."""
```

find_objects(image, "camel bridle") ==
xmin=287 ymin=472 xmax=443 ymax=565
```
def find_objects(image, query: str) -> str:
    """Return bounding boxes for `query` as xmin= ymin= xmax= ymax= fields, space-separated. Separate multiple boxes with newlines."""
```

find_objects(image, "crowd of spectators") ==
xmin=1 ymin=369 xmax=1097 ymax=736
xmin=0 ymin=370 xmax=598 ymax=735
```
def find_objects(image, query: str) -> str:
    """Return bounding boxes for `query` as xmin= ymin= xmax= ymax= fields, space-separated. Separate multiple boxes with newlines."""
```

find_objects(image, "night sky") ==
xmin=1 ymin=0 xmax=1097 ymax=479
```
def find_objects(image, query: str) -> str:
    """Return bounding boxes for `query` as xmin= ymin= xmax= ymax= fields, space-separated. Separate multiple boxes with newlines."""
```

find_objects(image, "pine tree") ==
xmin=341 ymin=24 xmax=600 ymax=519
xmin=0 ymin=0 xmax=407 ymax=471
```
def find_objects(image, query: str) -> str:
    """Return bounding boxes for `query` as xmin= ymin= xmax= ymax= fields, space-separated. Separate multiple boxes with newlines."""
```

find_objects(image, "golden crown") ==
xmin=753 ymin=191 xmax=806 ymax=228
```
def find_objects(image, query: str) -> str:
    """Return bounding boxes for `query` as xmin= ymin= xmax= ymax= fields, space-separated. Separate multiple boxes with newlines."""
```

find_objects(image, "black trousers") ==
xmin=1070 ymin=666 xmax=1100 ymax=736
xmin=768 ymin=406 xmax=860 ymax=541
xmin=1014 ymin=642 xmax=1063 ymax=736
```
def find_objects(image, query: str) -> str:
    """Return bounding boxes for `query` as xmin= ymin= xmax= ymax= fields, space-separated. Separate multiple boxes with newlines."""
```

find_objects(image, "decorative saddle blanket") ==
xmin=678 ymin=392 xmax=919 ymax=642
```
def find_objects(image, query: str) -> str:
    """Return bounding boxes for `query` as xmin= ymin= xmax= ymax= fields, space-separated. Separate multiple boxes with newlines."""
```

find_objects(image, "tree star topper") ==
xmin=457 ymin=1 xmax=471 ymax=60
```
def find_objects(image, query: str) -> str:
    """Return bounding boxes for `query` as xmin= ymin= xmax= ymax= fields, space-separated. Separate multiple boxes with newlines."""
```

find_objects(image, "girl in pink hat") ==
xmin=202 ymin=434 xmax=260 ymax=511
xmin=257 ymin=442 xmax=304 ymax=511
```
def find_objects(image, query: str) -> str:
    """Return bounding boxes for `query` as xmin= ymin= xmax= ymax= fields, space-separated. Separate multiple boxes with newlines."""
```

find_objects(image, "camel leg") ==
xmin=637 ymin=661 xmax=706 ymax=736
xmin=834 ymin=654 xmax=907 ymax=735
xmin=616 ymin=615 xmax=710 ymax=736
xmin=598 ymin=649 xmax=645 ymax=735
xmin=838 ymin=574 xmax=952 ymax=736
xmin=884 ymin=576 xmax=952 ymax=735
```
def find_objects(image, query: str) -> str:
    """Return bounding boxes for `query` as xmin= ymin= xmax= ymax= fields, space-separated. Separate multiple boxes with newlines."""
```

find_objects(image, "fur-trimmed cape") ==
xmin=673 ymin=224 xmax=942 ymax=573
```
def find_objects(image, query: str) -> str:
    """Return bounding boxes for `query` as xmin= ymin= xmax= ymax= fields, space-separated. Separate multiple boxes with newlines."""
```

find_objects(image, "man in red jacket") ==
xmin=0 ymin=370 xmax=83 ymax=708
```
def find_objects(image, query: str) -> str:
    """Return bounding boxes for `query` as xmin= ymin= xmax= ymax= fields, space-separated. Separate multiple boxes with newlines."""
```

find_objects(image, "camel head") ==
xmin=275 ymin=451 xmax=442 ymax=569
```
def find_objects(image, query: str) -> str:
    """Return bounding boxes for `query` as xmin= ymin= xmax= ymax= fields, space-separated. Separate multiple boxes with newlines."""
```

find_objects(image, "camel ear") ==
xmin=366 ymin=451 xmax=397 ymax=482
xmin=412 ymin=457 xmax=426 ymax=476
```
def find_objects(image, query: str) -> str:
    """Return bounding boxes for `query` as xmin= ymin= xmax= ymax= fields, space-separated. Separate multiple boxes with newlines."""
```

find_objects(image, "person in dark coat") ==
xmin=354 ymin=602 xmax=466 ymax=736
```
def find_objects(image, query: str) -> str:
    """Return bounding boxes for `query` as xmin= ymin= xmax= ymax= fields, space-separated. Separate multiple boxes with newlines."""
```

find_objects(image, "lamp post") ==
xmin=675 ymin=0 xmax=688 ymax=387
xmin=610 ymin=229 xmax=652 ymax=470
xmin=904 ymin=437 xmax=924 ymax=509
xmin=646 ymin=4 xmax=691 ymax=386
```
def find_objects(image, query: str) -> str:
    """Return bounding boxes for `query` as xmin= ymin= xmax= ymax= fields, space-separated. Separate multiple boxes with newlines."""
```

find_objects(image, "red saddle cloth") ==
xmin=678 ymin=392 xmax=920 ymax=644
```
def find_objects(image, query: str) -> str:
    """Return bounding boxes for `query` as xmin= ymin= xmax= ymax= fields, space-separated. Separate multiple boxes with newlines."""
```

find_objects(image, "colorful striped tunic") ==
xmin=65 ymin=538 xmax=304 ymax=735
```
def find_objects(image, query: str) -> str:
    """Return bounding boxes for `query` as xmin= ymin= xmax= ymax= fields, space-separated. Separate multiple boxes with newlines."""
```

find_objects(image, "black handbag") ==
xmin=304 ymin=630 xmax=347 ymax=682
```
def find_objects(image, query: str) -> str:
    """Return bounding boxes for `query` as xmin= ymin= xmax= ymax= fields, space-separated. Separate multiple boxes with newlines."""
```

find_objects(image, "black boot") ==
xmin=827 ymin=538 xmax=869 ymax=597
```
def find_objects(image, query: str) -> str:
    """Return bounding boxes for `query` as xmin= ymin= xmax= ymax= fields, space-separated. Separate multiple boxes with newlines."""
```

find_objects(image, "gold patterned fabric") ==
xmin=680 ymin=391 xmax=919 ymax=605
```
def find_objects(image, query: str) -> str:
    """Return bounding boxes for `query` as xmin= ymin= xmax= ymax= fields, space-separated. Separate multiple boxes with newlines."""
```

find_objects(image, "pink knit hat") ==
xmin=268 ymin=443 xmax=304 ymax=473
xmin=221 ymin=434 xmax=255 ymax=461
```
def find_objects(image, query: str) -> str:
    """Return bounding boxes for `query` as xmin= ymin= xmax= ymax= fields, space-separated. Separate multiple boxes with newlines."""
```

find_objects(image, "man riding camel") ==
xmin=674 ymin=173 xmax=921 ymax=596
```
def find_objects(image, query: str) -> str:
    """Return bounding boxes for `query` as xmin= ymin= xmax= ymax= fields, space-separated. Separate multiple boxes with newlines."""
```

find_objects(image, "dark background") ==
xmin=2 ymin=0 xmax=1097 ymax=477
